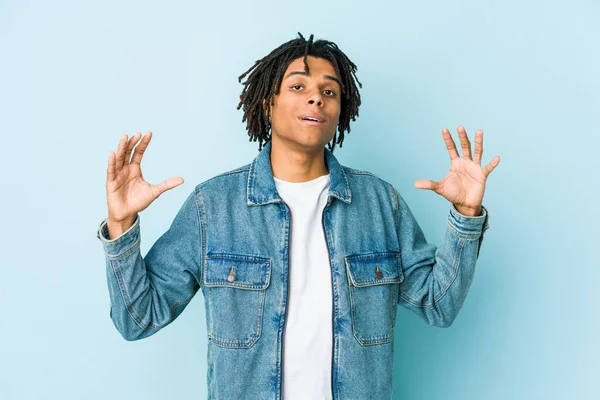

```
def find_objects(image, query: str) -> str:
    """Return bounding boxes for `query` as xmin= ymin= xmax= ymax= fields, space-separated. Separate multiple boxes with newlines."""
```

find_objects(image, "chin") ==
xmin=273 ymin=127 xmax=334 ymax=150
xmin=295 ymin=135 xmax=332 ymax=150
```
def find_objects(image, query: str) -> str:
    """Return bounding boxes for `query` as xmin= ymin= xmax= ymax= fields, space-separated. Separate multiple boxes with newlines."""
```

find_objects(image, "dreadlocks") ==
xmin=236 ymin=32 xmax=363 ymax=152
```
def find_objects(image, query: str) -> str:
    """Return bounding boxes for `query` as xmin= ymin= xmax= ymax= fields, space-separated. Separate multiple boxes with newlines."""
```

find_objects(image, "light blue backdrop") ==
xmin=1 ymin=0 xmax=598 ymax=399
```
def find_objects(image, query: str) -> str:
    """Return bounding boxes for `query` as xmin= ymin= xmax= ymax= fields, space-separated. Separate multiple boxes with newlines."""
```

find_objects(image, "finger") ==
xmin=442 ymin=128 xmax=460 ymax=160
xmin=115 ymin=134 xmax=128 ymax=171
xmin=131 ymin=131 xmax=152 ymax=165
xmin=123 ymin=132 xmax=142 ymax=166
xmin=473 ymin=130 xmax=484 ymax=165
xmin=457 ymin=126 xmax=472 ymax=160
xmin=154 ymin=176 xmax=185 ymax=197
xmin=107 ymin=151 xmax=116 ymax=183
xmin=482 ymin=156 xmax=500 ymax=177
xmin=414 ymin=180 xmax=439 ymax=190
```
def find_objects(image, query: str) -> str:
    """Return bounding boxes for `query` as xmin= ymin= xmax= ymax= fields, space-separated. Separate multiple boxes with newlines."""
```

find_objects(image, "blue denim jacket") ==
xmin=96 ymin=140 xmax=490 ymax=399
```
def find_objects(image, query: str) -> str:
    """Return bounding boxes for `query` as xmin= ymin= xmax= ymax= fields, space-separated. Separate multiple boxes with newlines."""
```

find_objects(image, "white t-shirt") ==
xmin=273 ymin=173 xmax=333 ymax=400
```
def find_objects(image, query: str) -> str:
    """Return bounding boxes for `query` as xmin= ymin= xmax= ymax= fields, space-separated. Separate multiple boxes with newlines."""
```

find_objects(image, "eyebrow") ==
xmin=284 ymin=71 xmax=341 ymax=86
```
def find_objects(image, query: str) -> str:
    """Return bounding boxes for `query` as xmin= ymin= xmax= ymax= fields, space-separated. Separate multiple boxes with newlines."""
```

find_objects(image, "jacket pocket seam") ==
xmin=208 ymin=288 xmax=266 ymax=349
xmin=350 ymin=281 xmax=399 ymax=346
xmin=345 ymin=253 xmax=400 ymax=346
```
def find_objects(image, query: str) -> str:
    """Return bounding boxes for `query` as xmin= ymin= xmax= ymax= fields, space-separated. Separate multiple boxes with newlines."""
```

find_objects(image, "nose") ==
xmin=307 ymin=90 xmax=323 ymax=107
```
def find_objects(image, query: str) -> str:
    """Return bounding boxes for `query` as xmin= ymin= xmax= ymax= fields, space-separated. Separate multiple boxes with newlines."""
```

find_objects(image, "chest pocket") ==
xmin=345 ymin=252 xmax=404 ymax=346
xmin=203 ymin=253 xmax=271 ymax=348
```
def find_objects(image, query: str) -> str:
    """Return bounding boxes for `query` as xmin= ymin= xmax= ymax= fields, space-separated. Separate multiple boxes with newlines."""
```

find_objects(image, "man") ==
xmin=97 ymin=33 xmax=499 ymax=399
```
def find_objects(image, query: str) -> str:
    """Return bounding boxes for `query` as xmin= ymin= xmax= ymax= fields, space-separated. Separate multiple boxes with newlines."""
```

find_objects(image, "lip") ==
xmin=298 ymin=113 xmax=326 ymax=124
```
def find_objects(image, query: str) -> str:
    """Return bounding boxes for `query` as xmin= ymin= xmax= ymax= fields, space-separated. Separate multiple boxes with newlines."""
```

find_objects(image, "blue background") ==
xmin=1 ymin=0 xmax=598 ymax=399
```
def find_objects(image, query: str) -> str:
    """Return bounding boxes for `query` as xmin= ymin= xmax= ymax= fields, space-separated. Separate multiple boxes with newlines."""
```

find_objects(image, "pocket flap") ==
xmin=345 ymin=252 xmax=403 ymax=287
xmin=204 ymin=253 xmax=272 ymax=290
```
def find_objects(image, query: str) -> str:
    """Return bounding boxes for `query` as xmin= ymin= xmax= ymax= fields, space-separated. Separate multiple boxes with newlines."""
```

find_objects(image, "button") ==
xmin=375 ymin=265 xmax=383 ymax=279
xmin=227 ymin=267 xmax=236 ymax=283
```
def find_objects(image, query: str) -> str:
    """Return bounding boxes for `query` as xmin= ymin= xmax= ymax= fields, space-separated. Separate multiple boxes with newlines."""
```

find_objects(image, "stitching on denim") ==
xmin=157 ymin=189 xmax=204 ymax=317
xmin=355 ymin=331 xmax=394 ymax=346
xmin=346 ymin=252 xmax=400 ymax=261
xmin=346 ymin=262 xmax=397 ymax=346
xmin=196 ymin=189 xmax=207 ymax=289
xmin=198 ymin=165 xmax=250 ymax=187
xmin=106 ymin=235 xmax=141 ymax=260
xmin=322 ymin=203 xmax=342 ymax=397
xmin=99 ymin=215 xmax=140 ymax=246
xmin=397 ymin=237 xmax=466 ymax=309
xmin=247 ymin=156 xmax=257 ymax=202
xmin=342 ymin=167 xmax=378 ymax=178
xmin=349 ymin=277 xmax=402 ymax=287
xmin=390 ymin=183 xmax=399 ymax=215
xmin=208 ymin=288 xmax=265 ymax=349
xmin=447 ymin=206 xmax=490 ymax=238
xmin=342 ymin=167 xmax=395 ymax=190
xmin=116 ymin=262 xmax=180 ymax=331
xmin=206 ymin=268 xmax=214 ymax=340
xmin=434 ymin=237 xmax=466 ymax=304
xmin=391 ymin=283 xmax=398 ymax=338
xmin=276 ymin=201 xmax=289 ymax=397
xmin=112 ymin=189 xmax=203 ymax=332
xmin=205 ymin=253 xmax=271 ymax=262
xmin=446 ymin=220 xmax=483 ymax=240
xmin=203 ymin=255 xmax=272 ymax=289
xmin=204 ymin=281 xmax=270 ymax=290
xmin=336 ymin=164 xmax=351 ymax=201
xmin=344 ymin=252 xmax=404 ymax=287
xmin=112 ymin=259 xmax=152 ymax=331
xmin=392 ymin=186 xmax=435 ymax=309
xmin=344 ymin=253 xmax=403 ymax=286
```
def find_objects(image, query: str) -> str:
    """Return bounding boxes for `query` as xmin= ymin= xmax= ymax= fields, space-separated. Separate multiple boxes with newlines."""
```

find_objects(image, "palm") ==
xmin=434 ymin=157 xmax=486 ymax=205
xmin=108 ymin=164 xmax=157 ymax=218
xmin=415 ymin=126 xmax=500 ymax=214
xmin=106 ymin=132 xmax=184 ymax=222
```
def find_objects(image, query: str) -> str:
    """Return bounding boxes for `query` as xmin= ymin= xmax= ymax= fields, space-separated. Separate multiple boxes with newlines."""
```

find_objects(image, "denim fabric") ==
xmin=96 ymin=140 xmax=490 ymax=399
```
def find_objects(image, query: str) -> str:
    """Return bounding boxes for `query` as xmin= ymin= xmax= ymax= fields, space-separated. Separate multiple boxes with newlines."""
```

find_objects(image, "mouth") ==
xmin=298 ymin=114 xmax=325 ymax=125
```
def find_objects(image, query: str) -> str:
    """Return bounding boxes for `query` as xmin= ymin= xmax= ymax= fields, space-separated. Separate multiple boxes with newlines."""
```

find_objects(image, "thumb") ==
xmin=414 ymin=180 xmax=438 ymax=190
xmin=154 ymin=176 xmax=185 ymax=197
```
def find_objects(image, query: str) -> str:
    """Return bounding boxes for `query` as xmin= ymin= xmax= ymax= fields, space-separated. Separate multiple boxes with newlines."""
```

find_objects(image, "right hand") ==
xmin=106 ymin=131 xmax=184 ymax=224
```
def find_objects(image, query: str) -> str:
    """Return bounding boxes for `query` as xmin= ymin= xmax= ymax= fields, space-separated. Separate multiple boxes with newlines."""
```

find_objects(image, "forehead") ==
xmin=283 ymin=56 xmax=338 ymax=79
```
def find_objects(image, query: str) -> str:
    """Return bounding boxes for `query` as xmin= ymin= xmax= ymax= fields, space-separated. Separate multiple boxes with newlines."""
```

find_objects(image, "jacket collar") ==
xmin=247 ymin=140 xmax=352 ymax=206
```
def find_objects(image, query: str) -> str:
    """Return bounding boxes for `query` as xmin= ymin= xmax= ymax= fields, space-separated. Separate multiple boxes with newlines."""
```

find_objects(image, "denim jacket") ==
xmin=96 ymin=140 xmax=490 ymax=399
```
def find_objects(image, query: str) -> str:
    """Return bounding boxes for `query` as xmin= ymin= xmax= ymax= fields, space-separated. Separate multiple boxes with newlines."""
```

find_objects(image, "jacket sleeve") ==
xmin=96 ymin=189 xmax=203 ymax=341
xmin=392 ymin=187 xmax=490 ymax=328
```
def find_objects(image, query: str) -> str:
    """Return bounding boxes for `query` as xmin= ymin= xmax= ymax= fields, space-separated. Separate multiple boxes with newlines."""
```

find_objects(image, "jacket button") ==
xmin=376 ymin=265 xmax=383 ymax=279
xmin=227 ymin=266 xmax=236 ymax=283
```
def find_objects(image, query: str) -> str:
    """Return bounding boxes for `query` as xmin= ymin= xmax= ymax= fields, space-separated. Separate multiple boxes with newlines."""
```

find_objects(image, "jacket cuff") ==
xmin=96 ymin=215 xmax=141 ymax=259
xmin=447 ymin=204 xmax=490 ymax=239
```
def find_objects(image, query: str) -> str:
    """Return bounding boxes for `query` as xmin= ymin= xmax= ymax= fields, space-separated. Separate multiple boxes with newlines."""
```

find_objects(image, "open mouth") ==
xmin=298 ymin=116 xmax=325 ymax=125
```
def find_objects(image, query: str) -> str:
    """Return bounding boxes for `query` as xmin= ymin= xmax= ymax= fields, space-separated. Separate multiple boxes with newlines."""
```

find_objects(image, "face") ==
xmin=265 ymin=56 xmax=342 ymax=151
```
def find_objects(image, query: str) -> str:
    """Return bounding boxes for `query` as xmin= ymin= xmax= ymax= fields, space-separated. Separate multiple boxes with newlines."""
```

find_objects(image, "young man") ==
xmin=97 ymin=33 xmax=499 ymax=399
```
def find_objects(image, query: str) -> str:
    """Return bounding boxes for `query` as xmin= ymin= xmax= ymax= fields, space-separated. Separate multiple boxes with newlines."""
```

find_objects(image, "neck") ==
xmin=269 ymin=137 xmax=329 ymax=183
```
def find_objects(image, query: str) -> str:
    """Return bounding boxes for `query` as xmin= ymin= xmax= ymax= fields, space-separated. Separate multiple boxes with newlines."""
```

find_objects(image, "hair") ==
xmin=236 ymin=32 xmax=363 ymax=152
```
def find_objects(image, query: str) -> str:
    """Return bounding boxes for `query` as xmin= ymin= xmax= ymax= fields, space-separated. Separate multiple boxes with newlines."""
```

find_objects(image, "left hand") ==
xmin=414 ymin=126 xmax=500 ymax=216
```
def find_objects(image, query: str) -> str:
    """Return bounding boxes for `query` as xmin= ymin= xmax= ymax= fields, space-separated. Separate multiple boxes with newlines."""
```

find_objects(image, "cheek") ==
xmin=273 ymin=103 xmax=298 ymax=126
xmin=330 ymin=106 xmax=341 ymax=125
xmin=333 ymin=109 xmax=341 ymax=121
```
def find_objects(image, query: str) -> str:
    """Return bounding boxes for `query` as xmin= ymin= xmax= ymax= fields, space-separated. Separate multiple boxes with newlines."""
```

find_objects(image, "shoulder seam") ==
xmin=195 ymin=164 xmax=250 ymax=189
xmin=342 ymin=166 xmax=392 ymax=186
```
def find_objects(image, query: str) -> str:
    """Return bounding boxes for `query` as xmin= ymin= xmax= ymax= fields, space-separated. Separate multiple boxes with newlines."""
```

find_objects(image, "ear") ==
xmin=262 ymin=99 xmax=270 ymax=118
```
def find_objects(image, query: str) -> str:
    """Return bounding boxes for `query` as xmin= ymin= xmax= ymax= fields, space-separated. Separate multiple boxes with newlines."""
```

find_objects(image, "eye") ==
xmin=291 ymin=85 xmax=303 ymax=91
xmin=324 ymin=89 xmax=336 ymax=96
